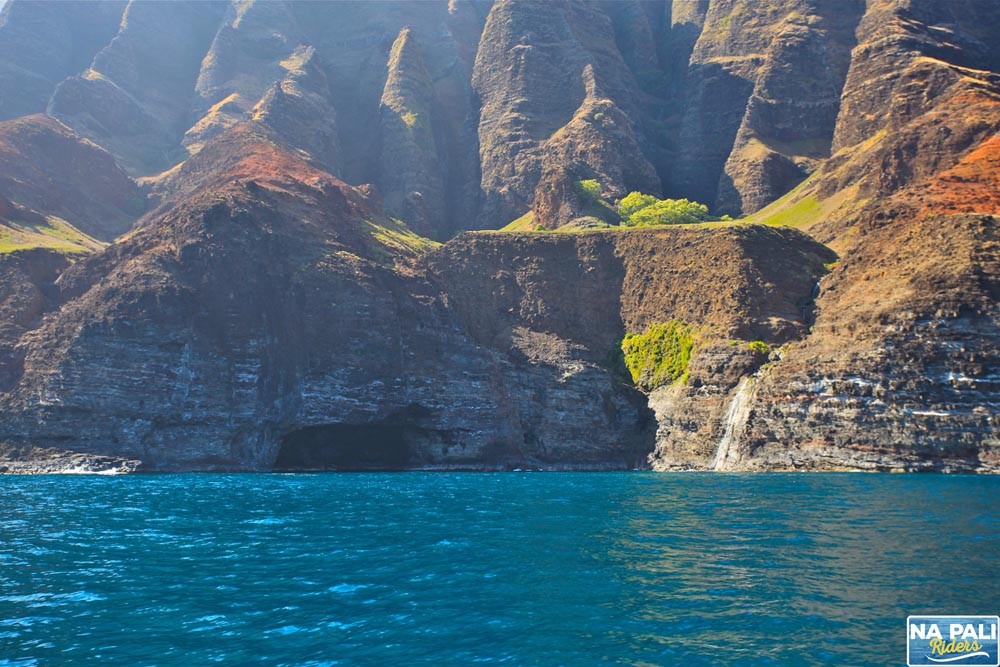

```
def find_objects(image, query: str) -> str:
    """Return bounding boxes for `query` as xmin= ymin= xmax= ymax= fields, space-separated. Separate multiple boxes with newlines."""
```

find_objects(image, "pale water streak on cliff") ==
xmin=712 ymin=377 xmax=756 ymax=471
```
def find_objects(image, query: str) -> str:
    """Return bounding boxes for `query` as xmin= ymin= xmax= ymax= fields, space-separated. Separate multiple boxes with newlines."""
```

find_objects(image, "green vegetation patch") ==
xmin=576 ymin=179 xmax=602 ymax=202
xmin=400 ymin=111 xmax=420 ymax=128
xmin=364 ymin=216 xmax=440 ymax=261
xmin=496 ymin=185 xmax=732 ymax=233
xmin=0 ymin=215 xmax=104 ymax=255
xmin=621 ymin=320 xmax=695 ymax=391
xmin=498 ymin=210 xmax=536 ymax=232
xmin=618 ymin=191 xmax=730 ymax=227
xmin=743 ymin=167 xmax=865 ymax=234
xmin=569 ymin=180 xmax=620 ymax=226
xmin=754 ymin=193 xmax=820 ymax=229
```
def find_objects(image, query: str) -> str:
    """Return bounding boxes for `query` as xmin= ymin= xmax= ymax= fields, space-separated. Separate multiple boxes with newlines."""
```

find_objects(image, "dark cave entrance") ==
xmin=273 ymin=422 xmax=415 ymax=471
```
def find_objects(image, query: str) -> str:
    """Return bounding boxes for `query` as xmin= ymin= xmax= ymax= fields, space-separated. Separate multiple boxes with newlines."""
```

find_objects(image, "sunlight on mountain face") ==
xmin=0 ymin=0 xmax=996 ymax=474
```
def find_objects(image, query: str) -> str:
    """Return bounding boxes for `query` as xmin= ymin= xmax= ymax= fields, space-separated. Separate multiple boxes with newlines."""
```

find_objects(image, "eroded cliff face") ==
xmin=530 ymin=65 xmax=660 ymax=229
xmin=648 ymin=213 xmax=999 ymax=472
xmin=0 ymin=0 xmax=127 ymax=122
xmin=0 ymin=121 xmax=839 ymax=471
xmin=2 ymin=0 xmax=862 ymax=231
xmin=713 ymin=0 xmax=865 ymax=215
xmin=1 ymin=0 xmax=999 ymax=472
xmin=754 ymin=217 xmax=999 ymax=472
xmin=0 ymin=248 xmax=69 ymax=394
xmin=378 ymin=28 xmax=445 ymax=239
xmin=471 ymin=1 xmax=666 ymax=227
xmin=0 ymin=126 xmax=641 ymax=470
xmin=48 ymin=1 xmax=230 ymax=175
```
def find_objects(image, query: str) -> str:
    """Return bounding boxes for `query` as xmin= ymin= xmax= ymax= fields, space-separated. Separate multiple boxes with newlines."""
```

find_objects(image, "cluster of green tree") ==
xmin=576 ymin=179 xmax=603 ymax=202
xmin=618 ymin=191 xmax=731 ymax=226
xmin=573 ymin=180 xmax=729 ymax=227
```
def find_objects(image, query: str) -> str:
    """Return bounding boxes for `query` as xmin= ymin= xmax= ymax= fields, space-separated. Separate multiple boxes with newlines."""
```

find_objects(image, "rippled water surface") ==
xmin=1 ymin=473 xmax=998 ymax=666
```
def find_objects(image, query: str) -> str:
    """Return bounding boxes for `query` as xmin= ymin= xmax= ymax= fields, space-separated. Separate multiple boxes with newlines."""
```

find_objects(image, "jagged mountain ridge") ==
xmin=0 ymin=0 xmax=998 ymax=472
xmin=6 ymin=0 xmax=998 ymax=237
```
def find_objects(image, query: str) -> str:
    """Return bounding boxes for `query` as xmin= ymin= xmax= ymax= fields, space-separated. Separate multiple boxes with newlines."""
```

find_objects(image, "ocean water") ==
xmin=1 ymin=473 xmax=997 ymax=667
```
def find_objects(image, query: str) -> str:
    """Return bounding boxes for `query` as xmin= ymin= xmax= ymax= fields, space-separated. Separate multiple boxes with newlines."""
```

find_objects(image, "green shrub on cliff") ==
xmin=618 ymin=192 xmax=659 ymax=219
xmin=618 ymin=192 xmax=729 ymax=227
xmin=569 ymin=179 xmax=621 ymax=226
xmin=576 ymin=179 xmax=602 ymax=203
xmin=621 ymin=321 xmax=695 ymax=391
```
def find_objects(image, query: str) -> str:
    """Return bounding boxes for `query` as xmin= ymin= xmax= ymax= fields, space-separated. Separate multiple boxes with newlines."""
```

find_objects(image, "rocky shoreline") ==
xmin=0 ymin=445 xmax=140 ymax=475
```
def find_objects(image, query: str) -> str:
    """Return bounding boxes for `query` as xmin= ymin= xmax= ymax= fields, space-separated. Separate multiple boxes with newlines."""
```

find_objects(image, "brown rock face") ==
xmin=531 ymin=65 xmax=659 ymax=228
xmin=472 ymin=0 xmax=665 ymax=227
xmin=832 ymin=0 xmax=1000 ymax=153
xmin=36 ymin=0 xmax=484 ymax=238
xmin=378 ymin=28 xmax=446 ymax=239
xmin=739 ymin=214 xmax=1000 ymax=472
xmin=747 ymin=0 xmax=1000 ymax=248
xmin=3 ymin=0 xmax=997 ymax=230
xmin=826 ymin=1 xmax=1000 ymax=208
xmin=672 ymin=0 xmax=865 ymax=213
xmin=185 ymin=2 xmax=343 ymax=173
xmin=899 ymin=135 xmax=1000 ymax=218
xmin=250 ymin=47 xmax=342 ymax=173
xmin=0 ymin=129 xmax=641 ymax=470
xmin=715 ymin=0 xmax=864 ymax=215
xmin=0 ymin=248 xmax=69 ymax=392
xmin=192 ymin=0 xmax=304 ymax=116
xmin=0 ymin=114 xmax=141 ymax=241
xmin=429 ymin=225 xmax=830 ymax=353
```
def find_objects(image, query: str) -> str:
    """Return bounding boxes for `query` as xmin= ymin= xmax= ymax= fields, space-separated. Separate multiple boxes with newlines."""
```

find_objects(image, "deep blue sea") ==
xmin=1 ymin=473 xmax=998 ymax=666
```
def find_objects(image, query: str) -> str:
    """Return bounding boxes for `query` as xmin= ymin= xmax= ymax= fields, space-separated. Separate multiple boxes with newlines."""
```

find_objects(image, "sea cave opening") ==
xmin=273 ymin=422 xmax=415 ymax=471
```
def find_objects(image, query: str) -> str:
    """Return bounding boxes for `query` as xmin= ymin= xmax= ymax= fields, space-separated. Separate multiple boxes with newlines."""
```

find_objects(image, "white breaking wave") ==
xmin=55 ymin=466 xmax=126 ymax=476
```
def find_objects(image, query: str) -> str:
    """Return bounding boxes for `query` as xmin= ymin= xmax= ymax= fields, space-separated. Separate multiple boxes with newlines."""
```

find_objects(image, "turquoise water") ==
xmin=1 ymin=473 xmax=998 ymax=666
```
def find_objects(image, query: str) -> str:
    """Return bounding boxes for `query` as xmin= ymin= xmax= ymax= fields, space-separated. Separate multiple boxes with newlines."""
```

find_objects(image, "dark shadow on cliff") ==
xmin=274 ymin=421 xmax=415 ymax=471
xmin=670 ymin=63 xmax=756 ymax=208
